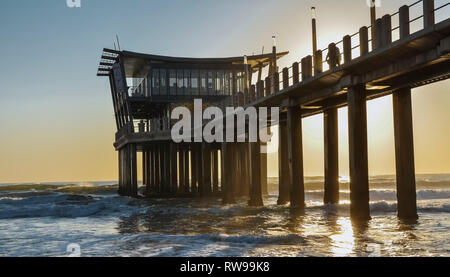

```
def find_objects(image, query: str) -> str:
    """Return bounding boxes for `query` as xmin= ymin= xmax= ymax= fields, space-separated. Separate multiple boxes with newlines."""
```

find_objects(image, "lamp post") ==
xmin=311 ymin=7 xmax=317 ymax=55
xmin=370 ymin=0 xmax=376 ymax=49
xmin=272 ymin=35 xmax=277 ymax=74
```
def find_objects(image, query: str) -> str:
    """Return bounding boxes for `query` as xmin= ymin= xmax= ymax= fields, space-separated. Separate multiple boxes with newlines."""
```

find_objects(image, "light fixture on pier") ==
xmin=272 ymin=35 xmax=277 ymax=48
xmin=244 ymin=55 xmax=248 ymax=65
xmin=311 ymin=7 xmax=318 ymax=54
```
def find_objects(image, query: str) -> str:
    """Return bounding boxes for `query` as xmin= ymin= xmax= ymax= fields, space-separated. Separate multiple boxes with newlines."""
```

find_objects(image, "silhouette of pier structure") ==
xmin=97 ymin=0 xmax=450 ymax=220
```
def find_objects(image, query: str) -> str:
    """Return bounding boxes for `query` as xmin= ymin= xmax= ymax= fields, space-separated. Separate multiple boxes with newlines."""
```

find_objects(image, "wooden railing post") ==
xmin=314 ymin=50 xmax=323 ymax=75
xmin=343 ymin=35 xmax=352 ymax=63
xmin=292 ymin=62 xmax=300 ymax=84
xmin=423 ymin=0 xmax=435 ymax=28
xmin=399 ymin=5 xmax=410 ymax=39
xmin=250 ymin=84 xmax=256 ymax=102
xmin=273 ymin=72 xmax=280 ymax=93
xmin=265 ymin=76 xmax=271 ymax=96
xmin=301 ymin=56 xmax=312 ymax=80
xmin=374 ymin=18 xmax=383 ymax=49
xmin=282 ymin=67 xmax=289 ymax=89
xmin=381 ymin=14 xmax=392 ymax=45
xmin=360 ymin=26 xmax=369 ymax=55
xmin=256 ymin=80 xmax=264 ymax=99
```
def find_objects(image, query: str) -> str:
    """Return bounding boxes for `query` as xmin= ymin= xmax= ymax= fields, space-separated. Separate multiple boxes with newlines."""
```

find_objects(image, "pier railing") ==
xmin=232 ymin=0 xmax=450 ymax=107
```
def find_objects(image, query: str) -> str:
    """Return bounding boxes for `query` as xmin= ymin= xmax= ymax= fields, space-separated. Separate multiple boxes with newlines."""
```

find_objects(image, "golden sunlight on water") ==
xmin=329 ymin=218 xmax=355 ymax=256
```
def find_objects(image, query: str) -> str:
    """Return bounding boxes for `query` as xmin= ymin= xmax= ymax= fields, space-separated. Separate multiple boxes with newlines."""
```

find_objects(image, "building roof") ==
xmin=97 ymin=48 xmax=289 ymax=77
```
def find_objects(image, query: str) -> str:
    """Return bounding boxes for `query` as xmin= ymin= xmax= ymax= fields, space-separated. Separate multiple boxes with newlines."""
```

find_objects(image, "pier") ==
xmin=97 ymin=0 xmax=450 ymax=221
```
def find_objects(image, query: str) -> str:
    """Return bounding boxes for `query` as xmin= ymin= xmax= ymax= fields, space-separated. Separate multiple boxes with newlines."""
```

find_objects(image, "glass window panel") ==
xmin=160 ymin=69 xmax=167 ymax=95
xmin=184 ymin=69 xmax=191 ymax=95
xmin=191 ymin=69 xmax=199 ymax=95
xmin=200 ymin=70 xmax=207 ymax=95
xmin=177 ymin=69 xmax=184 ymax=95
xmin=169 ymin=69 xmax=177 ymax=96
xmin=152 ymin=69 xmax=160 ymax=95
xmin=224 ymin=70 xmax=231 ymax=95
xmin=207 ymin=71 xmax=214 ymax=95
xmin=216 ymin=70 xmax=224 ymax=95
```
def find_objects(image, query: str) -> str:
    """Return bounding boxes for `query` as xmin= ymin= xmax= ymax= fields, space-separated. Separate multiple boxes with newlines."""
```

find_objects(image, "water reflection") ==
xmin=112 ymin=195 xmax=429 ymax=257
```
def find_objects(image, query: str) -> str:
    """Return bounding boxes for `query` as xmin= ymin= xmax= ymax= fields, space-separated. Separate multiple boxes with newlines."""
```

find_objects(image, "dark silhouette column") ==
xmin=261 ymin=144 xmax=268 ymax=196
xmin=287 ymin=106 xmax=305 ymax=210
xmin=184 ymin=148 xmax=190 ymax=193
xmin=191 ymin=144 xmax=198 ymax=194
xmin=324 ymin=108 xmax=339 ymax=204
xmin=393 ymin=87 xmax=418 ymax=220
xmin=212 ymin=149 xmax=219 ymax=193
xmin=170 ymin=143 xmax=178 ymax=194
xmin=202 ymin=143 xmax=212 ymax=196
xmin=178 ymin=148 xmax=185 ymax=193
xmin=277 ymin=120 xmax=290 ymax=204
xmin=249 ymin=142 xmax=263 ymax=206
xmin=347 ymin=84 xmax=370 ymax=220
xmin=222 ymin=143 xmax=235 ymax=204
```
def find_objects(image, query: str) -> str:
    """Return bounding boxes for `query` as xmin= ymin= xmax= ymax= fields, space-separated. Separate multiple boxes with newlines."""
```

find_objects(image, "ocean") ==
xmin=0 ymin=175 xmax=449 ymax=257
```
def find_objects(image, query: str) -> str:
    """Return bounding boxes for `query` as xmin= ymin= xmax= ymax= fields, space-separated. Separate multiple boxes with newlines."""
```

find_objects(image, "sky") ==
xmin=0 ymin=0 xmax=449 ymax=183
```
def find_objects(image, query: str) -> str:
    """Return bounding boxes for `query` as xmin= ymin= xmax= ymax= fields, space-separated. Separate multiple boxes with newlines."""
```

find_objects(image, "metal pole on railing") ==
xmin=311 ymin=7 xmax=318 ymax=55
xmin=370 ymin=0 xmax=377 ymax=49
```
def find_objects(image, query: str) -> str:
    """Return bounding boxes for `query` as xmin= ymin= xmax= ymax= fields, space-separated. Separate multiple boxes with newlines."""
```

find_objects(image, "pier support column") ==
xmin=212 ymin=149 xmax=219 ymax=193
xmin=287 ymin=106 xmax=305 ymax=210
xmin=184 ymin=148 xmax=190 ymax=193
xmin=232 ymin=143 xmax=241 ymax=196
xmin=121 ymin=144 xmax=137 ymax=197
xmin=170 ymin=143 xmax=178 ymax=194
xmin=202 ymin=143 xmax=212 ymax=196
xmin=222 ymin=143 xmax=235 ymax=204
xmin=324 ymin=108 xmax=340 ymax=204
xmin=278 ymin=120 xmax=290 ymax=205
xmin=143 ymin=150 xmax=147 ymax=194
xmin=178 ymin=148 xmax=185 ymax=193
xmin=154 ymin=146 xmax=161 ymax=194
xmin=249 ymin=142 xmax=263 ymax=207
xmin=147 ymin=146 xmax=155 ymax=194
xmin=393 ymin=87 xmax=418 ymax=220
xmin=347 ymin=84 xmax=370 ymax=220
xmin=118 ymin=149 xmax=123 ymax=195
xmin=261 ymin=143 xmax=268 ymax=196
xmin=164 ymin=144 xmax=171 ymax=194
xmin=159 ymin=145 xmax=166 ymax=194
xmin=191 ymin=144 xmax=199 ymax=194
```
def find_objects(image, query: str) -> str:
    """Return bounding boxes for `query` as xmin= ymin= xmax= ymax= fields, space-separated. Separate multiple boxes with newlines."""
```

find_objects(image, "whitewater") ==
xmin=0 ymin=174 xmax=449 ymax=257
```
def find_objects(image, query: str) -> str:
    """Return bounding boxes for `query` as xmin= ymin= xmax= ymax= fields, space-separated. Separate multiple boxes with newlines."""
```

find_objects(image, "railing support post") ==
xmin=381 ymin=14 xmax=392 ymax=46
xmin=314 ymin=50 xmax=323 ymax=75
xmin=343 ymin=35 xmax=352 ymax=63
xmin=282 ymin=67 xmax=289 ymax=89
xmin=374 ymin=18 xmax=383 ymax=49
xmin=399 ymin=5 xmax=410 ymax=39
xmin=423 ymin=0 xmax=435 ymax=28
xmin=359 ymin=26 xmax=369 ymax=55
xmin=292 ymin=62 xmax=300 ymax=84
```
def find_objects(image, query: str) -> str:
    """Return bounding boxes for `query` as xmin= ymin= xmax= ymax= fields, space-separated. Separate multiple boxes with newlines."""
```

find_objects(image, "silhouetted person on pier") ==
xmin=326 ymin=46 xmax=341 ymax=68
